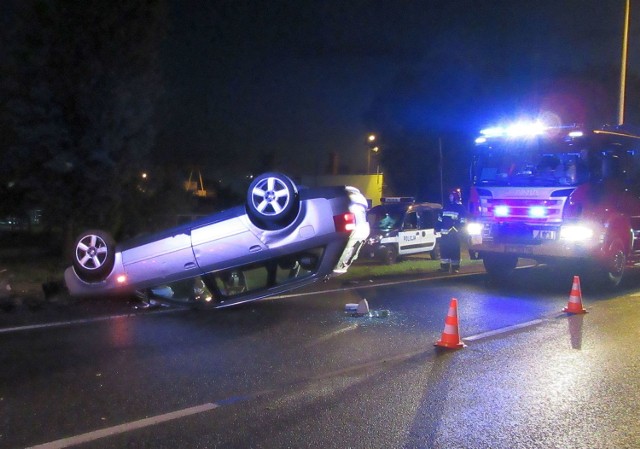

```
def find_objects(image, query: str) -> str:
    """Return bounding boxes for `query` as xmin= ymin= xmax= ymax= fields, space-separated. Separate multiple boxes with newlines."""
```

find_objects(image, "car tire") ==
xmin=382 ymin=246 xmax=398 ymax=265
xmin=430 ymin=241 xmax=441 ymax=260
xmin=246 ymin=172 xmax=299 ymax=228
xmin=72 ymin=230 xmax=116 ymax=282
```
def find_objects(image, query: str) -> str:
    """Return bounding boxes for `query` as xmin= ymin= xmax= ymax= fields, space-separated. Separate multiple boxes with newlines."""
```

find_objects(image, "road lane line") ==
xmin=0 ymin=309 xmax=180 ymax=335
xmin=306 ymin=323 xmax=359 ymax=347
xmin=26 ymin=402 xmax=218 ymax=449
xmin=276 ymin=262 xmax=538 ymax=300
xmin=0 ymin=273 xmax=478 ymax=334
xmin=276 ymin=271 xmax=483 ymax=299
xmin=0 ymin=264 xmax=530 ymax=334
xmin=464 ymin=319 xmax=545 ymax=342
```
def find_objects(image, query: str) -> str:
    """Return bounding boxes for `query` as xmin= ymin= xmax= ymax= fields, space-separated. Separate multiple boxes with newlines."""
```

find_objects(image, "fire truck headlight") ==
xmin=466 ymin=222 xmax=484 ymax=236
xmin=494 ymin=205 xmax=510 ymax=217
xmin=528 ymin=206 xmax=546 ymax=218
xmin=560 ymin=224 xmax=594 ymax=241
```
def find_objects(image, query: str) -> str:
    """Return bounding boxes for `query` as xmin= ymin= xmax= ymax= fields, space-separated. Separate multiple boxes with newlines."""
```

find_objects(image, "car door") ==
xmin=417 ymin=209 xmax=439 ymax=252
xmin=398 ymin=211 xmax=423 ymax=255
xmin=122 ymin=231 xmax=198 ymax=287
xmin=191 ymin=216 xmax=268 ymax=273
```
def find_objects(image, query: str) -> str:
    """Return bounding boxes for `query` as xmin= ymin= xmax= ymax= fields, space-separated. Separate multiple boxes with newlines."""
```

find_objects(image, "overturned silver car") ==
xmin=65 ymin=172 xmax=370 ymax=308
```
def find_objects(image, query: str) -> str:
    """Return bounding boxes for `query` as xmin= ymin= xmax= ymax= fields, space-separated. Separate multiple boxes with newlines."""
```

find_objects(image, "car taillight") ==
xmin=334 ymin=213 xmax=356 ymax=233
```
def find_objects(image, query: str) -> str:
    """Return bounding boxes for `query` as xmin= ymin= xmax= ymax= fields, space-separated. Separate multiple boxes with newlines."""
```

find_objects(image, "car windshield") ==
xmin=367 ymin=205 xmax=405 ymax=231
xmin=473 ymin=140 xmax=589 ymax=187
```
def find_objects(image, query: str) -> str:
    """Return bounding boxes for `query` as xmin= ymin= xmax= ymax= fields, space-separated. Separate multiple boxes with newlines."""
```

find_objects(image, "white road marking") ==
xmin=276 ymin=271 xmax=480 ymax=299
xmin=26 ymin=403 xmax=218 ymax=449
xmin=0 ymin=272 xmax=474 ymax=335
xmin=306 ymin=323 xmax=359 ymax=347
xmin=276 ymin=262 xmax=540 ymax=299
xmin=9 ymin=265 xmax=563 ymax=449
xmin=0 ymin=308 xmax=180 ymax=335
xmin=464 ymin=319 xmax=545 ymax=341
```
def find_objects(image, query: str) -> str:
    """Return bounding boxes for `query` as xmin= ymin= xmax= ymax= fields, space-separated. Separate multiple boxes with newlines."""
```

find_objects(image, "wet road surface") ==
xmin=2 ymin=265 xmax=639 ymax=448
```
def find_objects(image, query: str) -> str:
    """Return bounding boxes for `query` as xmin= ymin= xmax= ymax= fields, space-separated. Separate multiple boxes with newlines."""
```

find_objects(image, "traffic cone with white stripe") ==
xmin=435 ymin=298 xmax=466 ymax=349
xmin=563 ymin=275 xmax=587 ymax=314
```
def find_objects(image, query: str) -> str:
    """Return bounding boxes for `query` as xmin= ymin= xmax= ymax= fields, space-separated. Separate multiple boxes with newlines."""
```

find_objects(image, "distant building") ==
xmin=300 ymin=174 xmax=384 ymax=208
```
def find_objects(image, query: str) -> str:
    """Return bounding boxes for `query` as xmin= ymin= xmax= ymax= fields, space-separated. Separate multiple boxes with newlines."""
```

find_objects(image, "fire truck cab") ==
xmin=466 ymin=122 xmax=640 ymax=287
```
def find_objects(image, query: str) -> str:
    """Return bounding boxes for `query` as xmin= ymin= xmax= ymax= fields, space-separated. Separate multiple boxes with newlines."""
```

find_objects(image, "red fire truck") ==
xmin=466 ymin=121 xmax=640 ymax=287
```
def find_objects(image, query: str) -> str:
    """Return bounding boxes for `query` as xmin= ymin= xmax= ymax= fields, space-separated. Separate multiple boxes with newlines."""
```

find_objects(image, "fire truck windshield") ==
xmin=473 ymin=141 xmax=589 ymax=187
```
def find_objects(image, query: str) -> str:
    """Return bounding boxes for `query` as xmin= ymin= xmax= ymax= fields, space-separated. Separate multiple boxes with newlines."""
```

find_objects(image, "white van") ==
xmin=363 ymin=197 xmax=442 ymax=264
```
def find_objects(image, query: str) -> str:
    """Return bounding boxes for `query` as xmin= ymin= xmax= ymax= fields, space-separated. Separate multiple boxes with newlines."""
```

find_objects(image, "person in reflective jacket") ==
xmin=436 ymin=188 xmax=466 ymax=273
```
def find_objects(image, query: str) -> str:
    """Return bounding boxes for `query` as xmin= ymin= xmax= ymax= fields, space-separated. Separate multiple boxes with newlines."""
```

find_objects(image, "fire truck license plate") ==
xmin=533 ymin=230 xmax=556 ymax=240
xmin=505 ymin=245 xmax=533 ymax=254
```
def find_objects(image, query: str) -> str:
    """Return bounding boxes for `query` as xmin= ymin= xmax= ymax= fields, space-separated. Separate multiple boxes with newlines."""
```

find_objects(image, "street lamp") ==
xmin=370 ymin=146 xmax=380 ymax=174
xmin=366 ymin=134 xmax=379 ymax=174
xmin=618 ymin=0 xmax=630 ymax=125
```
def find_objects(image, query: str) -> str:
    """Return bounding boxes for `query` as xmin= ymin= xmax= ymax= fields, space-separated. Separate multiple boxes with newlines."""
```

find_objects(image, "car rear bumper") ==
xmin=64 ymin=253 xmax=133 ymax=297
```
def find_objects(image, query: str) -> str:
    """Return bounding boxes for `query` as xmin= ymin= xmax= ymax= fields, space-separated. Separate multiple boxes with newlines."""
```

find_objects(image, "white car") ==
xmin=363 ymin=197 xmax=441 ymax=264
xmin=65 ymin=172 xmax=370 ymax=308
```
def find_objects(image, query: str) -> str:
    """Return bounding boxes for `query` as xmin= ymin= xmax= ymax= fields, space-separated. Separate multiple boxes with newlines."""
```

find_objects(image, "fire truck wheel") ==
xmin=600 ymin=239 xmax=626 ymax=288
xmin=482 ymin=254 xmax=517 ymax=281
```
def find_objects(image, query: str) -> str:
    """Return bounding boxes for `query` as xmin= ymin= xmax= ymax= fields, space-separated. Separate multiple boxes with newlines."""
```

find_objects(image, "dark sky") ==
xmin=157 ymin=0 xmax=633 ymax=178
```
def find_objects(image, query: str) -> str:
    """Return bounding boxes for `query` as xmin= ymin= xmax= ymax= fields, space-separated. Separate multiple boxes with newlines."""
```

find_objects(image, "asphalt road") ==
xmin=1 ymin=265 xmax=640 ymax=449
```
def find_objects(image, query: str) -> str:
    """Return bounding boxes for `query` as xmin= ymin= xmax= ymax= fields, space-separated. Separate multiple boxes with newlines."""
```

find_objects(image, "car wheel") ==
xmin=430 ymin=241 xmax=441 ymax=260
xmin=382 ymin=246 xmax=398 ymax=265
xmin=72 ymin=230 xmax=116 ymax=282
xmin=246 ymin=172 xmax=299 ymax=228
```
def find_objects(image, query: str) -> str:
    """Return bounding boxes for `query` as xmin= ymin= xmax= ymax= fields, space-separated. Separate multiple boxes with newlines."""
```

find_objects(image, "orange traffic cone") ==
xmin=435 ymin=298 xmax=466 ymax=349
xmin=563 ymin=275 xmax=587 ymax=314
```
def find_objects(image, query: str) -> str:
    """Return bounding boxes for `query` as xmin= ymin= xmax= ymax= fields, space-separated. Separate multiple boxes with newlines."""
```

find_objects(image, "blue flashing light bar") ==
xmin=480 ymin=121 xmax=546 ymax=139
xmin=476 ymin=120 xmax=586 ymax=144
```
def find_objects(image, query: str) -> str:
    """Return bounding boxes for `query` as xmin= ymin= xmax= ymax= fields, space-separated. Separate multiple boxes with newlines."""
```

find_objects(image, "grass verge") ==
xmin=342 ymin=255 xmax=483 ymax=281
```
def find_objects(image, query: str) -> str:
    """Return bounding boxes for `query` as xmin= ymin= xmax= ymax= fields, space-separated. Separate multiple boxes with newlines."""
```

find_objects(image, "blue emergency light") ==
xmin=479 ymin=121 xmax=546 ymax=139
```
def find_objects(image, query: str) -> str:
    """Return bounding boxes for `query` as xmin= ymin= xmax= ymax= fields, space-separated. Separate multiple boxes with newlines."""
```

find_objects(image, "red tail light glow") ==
xmin=334 ymin=213 xmax=356 ymax=232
